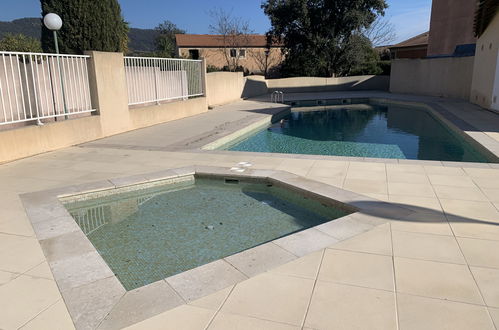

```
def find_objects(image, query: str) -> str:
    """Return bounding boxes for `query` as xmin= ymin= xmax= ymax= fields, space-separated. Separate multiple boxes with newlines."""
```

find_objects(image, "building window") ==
xmin=188 ymin=49 xmax=199 ymax=59
xmin=230 ymin=49 xmax=237 ymax=58
xmin=239 ymin=49 xmax=246 ymax=58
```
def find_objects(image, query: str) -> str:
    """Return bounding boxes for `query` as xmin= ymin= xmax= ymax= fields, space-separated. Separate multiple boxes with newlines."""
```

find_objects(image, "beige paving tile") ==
xmin=24 ymin=261 xmax=54 ymax=280
xmin=319 ymin=249 xmax=394 ymax=291
xmin=349 ymin=161 xmax=386 ymax=173
xmin=433 ymin=185 xmax=489 ymax=201
xmin=425 ymin=166 xmax=466 ymax=176
xmin=449 ymin=217 xmax=499 ymax=241
xmin=269 ymin=250 xmax=323 ymax=279
xmin=0 ymin=216 xmax=35 ymax=237
xmin=304 ymin=281 xmax=396 ymax=330
xmin=308 ymin=162 xmax=348 ymax=178
xmin=361 ymin=193 xmax=390 ymax=201
xmin=388 ymin=182 xmax=436 ymax=198
xmin=458 ymin=237 xmax=499 ymax=269
xmin=329 ymin=223 xmax=392 ymax=255
xmin=346 ymin=170 xmax=387 ymax=181
xmin=124 ymin=304 xmax=214 ymax=330
xmin=428 ymin=174 xmax=477 ymax=187
xmin=0 ymin=233 xmax=46 ymax=274
xmin=388 ymin=195 xmax=442 ymax=212
xmin=343 ymin=179 xmax=388 ymax=194
xmin=392 ymin=231 xmax=466 ymax=264
xmin=188 ymin=285 xmax=234 ymax=310
xmin=0 ymin=270 xmax=18 ymax=286
xmin=464 ymin=168 xmax=499 ymax=178
xmin=221 ymin=272 xmax=315 ymax=326
xmin=307 ymin=175 xmax=344 ymax=188
xmin=397 ymin=293 xmax=495 ymax=330
xmin=490 ymin=308 xmax=499 ymax=329
xmin=394 ymin=257 xmax=484 ymax=304
xmin=391 ymin=211 xmax=454 ymax=236
xmin=209 ymin=312 xmax=300 ymax=330
xmin=386 ymin=163 xmax=425 ymax=174
xmin=439 ymin=199 xmax=499 ymax=221
xmin=471 ymin=267 xmax=499 ymax=308
xmin=0 ymin=275 xmax=62 ymax=329
xmin=387 ymin=172 xmax=429 ymax=183
xmin=20 ymin=300 xmax=75 ymax=330
xmin=482 ymin=188 xmax=499 ymax=203
xmin=472 ymin=177 xmax=499 ymax=189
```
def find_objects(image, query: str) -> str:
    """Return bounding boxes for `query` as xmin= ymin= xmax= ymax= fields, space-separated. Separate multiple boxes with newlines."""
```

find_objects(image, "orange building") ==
xmin=175 ymin=34 xmax=283 ymax=75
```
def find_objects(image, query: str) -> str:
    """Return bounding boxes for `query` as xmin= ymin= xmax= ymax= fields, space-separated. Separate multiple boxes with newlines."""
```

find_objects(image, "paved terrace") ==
xmin=1 ymin=92 xmax=499 ymax=329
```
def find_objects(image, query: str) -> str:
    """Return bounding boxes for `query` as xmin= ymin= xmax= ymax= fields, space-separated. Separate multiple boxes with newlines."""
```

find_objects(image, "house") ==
xmin=389 ymin=32 xmax=429 ymax=59
xmin=175 ymin=34 xmax=283 ymax=75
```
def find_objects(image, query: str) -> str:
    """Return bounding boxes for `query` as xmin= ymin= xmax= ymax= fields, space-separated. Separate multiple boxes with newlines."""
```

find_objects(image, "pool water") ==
xmin=226 ymin=103 xmax=493 ymax=163
xmin=64 ymin=176 xmax=348 ymax=290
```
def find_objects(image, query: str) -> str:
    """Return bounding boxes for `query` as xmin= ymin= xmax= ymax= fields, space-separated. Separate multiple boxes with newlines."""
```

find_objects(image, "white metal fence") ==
xmin=124 ymin=56 xmax=203 ymax=106
xmin=0 ymin=51 xmax=95 ymax=125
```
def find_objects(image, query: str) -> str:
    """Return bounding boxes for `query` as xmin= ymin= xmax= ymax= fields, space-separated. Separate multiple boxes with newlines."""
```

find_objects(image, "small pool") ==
xmin=223 ymin=101 xmax=495 ymax=163
xmin=63 ymin=175 xmax=348 ymax=290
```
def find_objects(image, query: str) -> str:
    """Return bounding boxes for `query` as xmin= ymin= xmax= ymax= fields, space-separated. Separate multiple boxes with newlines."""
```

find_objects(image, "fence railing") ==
xmin=124 ymin=56 xmax=204 ymax=106
xmin=0 ymin=51 xmax=95 ymax=126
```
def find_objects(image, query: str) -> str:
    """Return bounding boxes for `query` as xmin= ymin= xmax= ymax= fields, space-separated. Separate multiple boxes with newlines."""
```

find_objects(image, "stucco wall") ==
xmin=470 ymin=13 xmax=499 ymax=111
xmin=266 ymin=75 xmax=390 ymax=93
xmin=427 ymin=0 xmax=477 ymax=56
xmin=390 ymin=57 xmax=474 ymax=100
xmin=0 ymin=51 xmax=208 ymax=164
xmin=206 ymin=71 xmax=245 ymax=107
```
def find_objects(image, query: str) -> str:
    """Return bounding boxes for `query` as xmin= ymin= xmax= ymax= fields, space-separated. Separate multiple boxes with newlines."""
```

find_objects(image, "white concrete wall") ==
xmin=206 ymin=71 xmax=245 ymax=107
xmin=390 ymin=56 xmax=475 ymax=100
xmin=470 ymin=13 xmax=499 ymax=111
xmin=267 ymin=75 xmax=390 ymax=93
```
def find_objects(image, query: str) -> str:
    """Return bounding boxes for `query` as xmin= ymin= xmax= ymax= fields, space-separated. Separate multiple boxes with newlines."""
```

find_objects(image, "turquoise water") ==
xmin=226 ymin=103 xmax=493 ymax=163
xmin=64 ymin=177 xmax=348 ymax=290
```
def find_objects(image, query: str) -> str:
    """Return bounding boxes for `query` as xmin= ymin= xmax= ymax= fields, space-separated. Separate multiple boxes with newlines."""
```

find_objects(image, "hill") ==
xmin=0 ymin=17 xmax=159 ymax=53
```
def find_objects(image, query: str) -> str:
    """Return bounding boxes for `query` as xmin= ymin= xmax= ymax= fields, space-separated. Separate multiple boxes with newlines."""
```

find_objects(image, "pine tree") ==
xmin=40 ymin=0 xmax=129 ymax=54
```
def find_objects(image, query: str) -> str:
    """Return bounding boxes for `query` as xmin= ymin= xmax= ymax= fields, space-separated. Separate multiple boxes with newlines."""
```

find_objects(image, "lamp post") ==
xmin=264 ymin=49 xmax=270 ymax=79
xmin=43 ymin=13 xmax=68 ymax=118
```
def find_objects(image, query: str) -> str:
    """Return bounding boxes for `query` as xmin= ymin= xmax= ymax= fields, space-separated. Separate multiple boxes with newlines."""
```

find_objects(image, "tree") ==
xmin=40 ymin=0 xmax=129 ymax=54
xmin=209 ymin=8 xmax=253 ymax=71
xmin=262 ymin=0 xmax=388 ymax=77
xmin=0 ymin=33 xmax=42 ymax=52
xmin=362 ymin=16 xmax=396 ymax=47
xmin=339 ymin=34 xmax=382 ymax=76
xmin=155 ymin=20 xmax=185 ymax=58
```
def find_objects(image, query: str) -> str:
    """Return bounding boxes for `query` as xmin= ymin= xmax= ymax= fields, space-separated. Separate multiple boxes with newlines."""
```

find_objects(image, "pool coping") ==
xmin=199 ymin=97 xmax=499 ymax=167
xmin=20 ymin=166 xmax=414 ymax=330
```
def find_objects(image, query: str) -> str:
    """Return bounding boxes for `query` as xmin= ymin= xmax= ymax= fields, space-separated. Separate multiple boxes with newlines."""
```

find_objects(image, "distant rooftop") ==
xmin=175 ymin=34 xmax=281 ymax=48
xmin=390 ymin=32 xmax=429 ymax=49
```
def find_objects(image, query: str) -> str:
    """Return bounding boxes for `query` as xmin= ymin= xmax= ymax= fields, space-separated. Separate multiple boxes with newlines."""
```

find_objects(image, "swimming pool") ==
xmin=223 ymin=101 xmax=495 ymax=163
xmin=63 ymin=175 xmax=349 ymax=290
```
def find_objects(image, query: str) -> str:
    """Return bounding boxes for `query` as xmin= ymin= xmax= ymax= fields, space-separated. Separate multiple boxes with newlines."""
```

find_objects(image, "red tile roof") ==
xmin=175 ymin=34 xmax=279 ymax=48
xmin=390 ymin=32 xmax=429 ymax=49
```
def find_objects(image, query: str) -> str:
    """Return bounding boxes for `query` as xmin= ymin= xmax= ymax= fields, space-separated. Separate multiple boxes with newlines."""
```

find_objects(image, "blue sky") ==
xmin=1 ymin=0 xmax=432 ymax=43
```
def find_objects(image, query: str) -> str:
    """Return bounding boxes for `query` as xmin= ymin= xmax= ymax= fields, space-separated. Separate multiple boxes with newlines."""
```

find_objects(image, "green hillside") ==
xmin=0 ymin=17 xmax=159 ymax=53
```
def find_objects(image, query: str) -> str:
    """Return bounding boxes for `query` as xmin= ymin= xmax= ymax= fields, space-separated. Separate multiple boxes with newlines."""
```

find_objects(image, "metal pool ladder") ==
xmin=271 ymin=91 xmax=284 ymax=103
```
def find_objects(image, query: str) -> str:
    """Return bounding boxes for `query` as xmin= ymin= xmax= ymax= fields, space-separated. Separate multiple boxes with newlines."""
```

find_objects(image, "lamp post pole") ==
xmin=44 ymin=13 xmax=68 ymax=119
